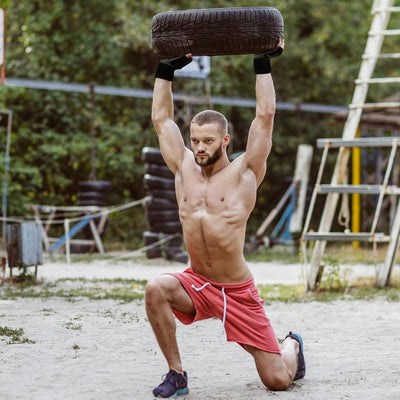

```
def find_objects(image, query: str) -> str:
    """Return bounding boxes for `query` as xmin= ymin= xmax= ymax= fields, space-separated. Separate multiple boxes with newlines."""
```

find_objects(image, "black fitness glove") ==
xmin=155 ymin=55 xmax=193 ymax=81
xmin=253 ymin=45 xmax=284 ymax=75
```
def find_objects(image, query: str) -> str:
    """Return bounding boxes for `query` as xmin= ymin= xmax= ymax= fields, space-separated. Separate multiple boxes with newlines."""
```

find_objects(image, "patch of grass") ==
xmin=0 ymin=278 xmax=147 ymax=302
xmin=0 ymin=326 xmax=35 ymax=344
xmin=246 ymin=246 xmax=301 ymax=264
xmin=257 ymin=282 xmax=400 ymax=303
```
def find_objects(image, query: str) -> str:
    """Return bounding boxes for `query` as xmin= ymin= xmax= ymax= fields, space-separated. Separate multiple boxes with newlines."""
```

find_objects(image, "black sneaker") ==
xmin=285 ymin=332 xmax=306 ymax=380
xmin=153 ymin=369 xmax=189 ymax=398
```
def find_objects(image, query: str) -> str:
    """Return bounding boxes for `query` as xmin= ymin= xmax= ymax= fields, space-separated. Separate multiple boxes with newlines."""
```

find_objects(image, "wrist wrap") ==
xmin=253 ymin=56 xmax=271 ymax=75
xmin=155 ymin=62 xmax=175 ymax=81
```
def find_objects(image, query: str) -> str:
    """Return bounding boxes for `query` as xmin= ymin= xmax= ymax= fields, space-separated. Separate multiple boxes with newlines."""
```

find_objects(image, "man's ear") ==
xmin=223 ymin=134 xmax=231 ymax=148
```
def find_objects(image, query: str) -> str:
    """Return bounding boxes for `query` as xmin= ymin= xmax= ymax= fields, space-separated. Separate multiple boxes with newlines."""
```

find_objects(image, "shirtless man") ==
xmin=146 ymin=40 xmax=305 ymax=398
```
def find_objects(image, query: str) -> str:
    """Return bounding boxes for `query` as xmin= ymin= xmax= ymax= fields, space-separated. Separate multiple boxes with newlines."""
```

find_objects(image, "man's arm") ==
xmin=243 ymin=41 xmax=284 ymax=185
xmin=151 ymin=56 xmax=192 ymax=174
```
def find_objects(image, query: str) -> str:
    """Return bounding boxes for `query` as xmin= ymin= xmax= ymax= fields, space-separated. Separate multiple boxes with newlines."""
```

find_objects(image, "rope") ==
xmin=0 ymin=196 xmax=151 ymax=225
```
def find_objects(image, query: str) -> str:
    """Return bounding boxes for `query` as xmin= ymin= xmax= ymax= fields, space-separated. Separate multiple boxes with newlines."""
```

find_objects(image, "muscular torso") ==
xmin=175 ymin=151 xmax=258 ymax=283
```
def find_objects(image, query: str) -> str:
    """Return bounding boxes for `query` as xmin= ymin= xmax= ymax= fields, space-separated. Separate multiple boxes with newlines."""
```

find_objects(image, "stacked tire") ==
xmin=142 ymin=147 xmax=188 ymax=263
xmin=71 ymin=180 xmax=111 ymax=253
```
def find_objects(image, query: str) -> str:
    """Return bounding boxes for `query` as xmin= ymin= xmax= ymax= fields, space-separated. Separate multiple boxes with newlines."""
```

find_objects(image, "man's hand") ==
xmin=155 ymin=54 xmax=193 ymax=81
xmin=253 ymin=38 xmax=284 ymax=74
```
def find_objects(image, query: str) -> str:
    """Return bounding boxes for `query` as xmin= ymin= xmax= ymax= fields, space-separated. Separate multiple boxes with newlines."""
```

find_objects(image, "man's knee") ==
xmin=260 ymin=372 xmax=291 ymax=391
xmin=145 ymin=278 xmax=166 ymax=308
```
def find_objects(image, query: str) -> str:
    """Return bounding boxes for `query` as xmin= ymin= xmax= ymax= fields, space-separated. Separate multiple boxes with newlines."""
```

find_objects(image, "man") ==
xmin=146 ymin=39 xmax=305 ymax=398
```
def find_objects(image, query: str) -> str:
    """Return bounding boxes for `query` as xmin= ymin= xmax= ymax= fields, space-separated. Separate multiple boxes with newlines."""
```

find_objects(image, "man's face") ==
xmin=190 ymin=123 xmax=228 ymax=166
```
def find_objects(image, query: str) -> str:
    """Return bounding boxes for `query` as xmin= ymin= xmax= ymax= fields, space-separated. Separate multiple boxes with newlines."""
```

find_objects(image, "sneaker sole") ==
xmin=168 ymin=387 xmax=189 ymax=398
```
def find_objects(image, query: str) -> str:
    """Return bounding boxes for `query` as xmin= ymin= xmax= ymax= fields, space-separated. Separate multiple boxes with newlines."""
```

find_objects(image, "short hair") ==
xmin=191 ymin=110 xmax=228 ymax=135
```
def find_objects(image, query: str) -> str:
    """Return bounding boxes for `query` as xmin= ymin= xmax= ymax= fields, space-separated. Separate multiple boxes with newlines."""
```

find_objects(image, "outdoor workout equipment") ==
xmin=302 ymin=0 xmax=400 ymax=289
xmin=142 ymin=147 xmax=188 ymax=263
xmin=253 ymin=145 xmax=313 ymax=248
xmin=152 ymin=7 xmax=284 ymax=58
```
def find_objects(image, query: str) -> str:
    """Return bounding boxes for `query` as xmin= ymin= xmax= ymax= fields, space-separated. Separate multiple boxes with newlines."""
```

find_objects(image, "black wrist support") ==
xmin=155 ymin=62 xmax=175 ymax=81
xmin=253 ymin=56 xmax=271 ymax=75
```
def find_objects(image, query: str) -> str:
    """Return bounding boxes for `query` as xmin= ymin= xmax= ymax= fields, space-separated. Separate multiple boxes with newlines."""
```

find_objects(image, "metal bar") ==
xmin=355 ymin=77 xmax=400 ymax=84
xmin=349 ymin=101 xmax=400 ymax=108
xmin=318 ymin=184 xmax=400 ymax=194
xmin=303 ymin=232 xmax=391 ymax=242
xmin=377 ymin=198 xmax=400 ymax=287
xmin=317 ymin=137 xmax=400 ymax=148
xmin=369 ymin=29 xmax=400 ymax=35
xmin=4 ymin=78 xmax=348 ymax=114
xmin=363 ymin=53 xmax=400 ymax=59
xmin=302 ymin=143 xmax=330 ymax=238
xmin=370 ymin=142 xmax=398 ymax=233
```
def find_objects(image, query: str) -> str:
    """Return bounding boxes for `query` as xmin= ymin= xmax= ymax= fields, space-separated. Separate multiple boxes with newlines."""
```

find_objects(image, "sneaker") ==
xmin=285 ymin=332 xmax=306 ymax=380
xmin=153 ymin=369 xmax=189 ymax=398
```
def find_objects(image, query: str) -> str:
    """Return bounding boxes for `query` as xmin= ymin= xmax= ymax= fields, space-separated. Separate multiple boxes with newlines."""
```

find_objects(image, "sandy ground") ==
xmin=1 ymin=257 xmax=399 ymax=400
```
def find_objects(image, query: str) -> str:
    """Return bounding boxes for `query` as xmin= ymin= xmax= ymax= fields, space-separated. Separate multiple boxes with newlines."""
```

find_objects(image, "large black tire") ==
xmin=150 ymin=221 xmax=182 ymax=234
xmin=145 ymin=163 xmax=174 ymax=179
xmin=152 ymin=7 xmax=284 ymax=58
xmin=146 ymin=209 xmax=180 ymax=223
xmin=143 ymin=174 xmax=175 ymax=191
xmin=145 ymin=197 xmax=178 ymax=210
xmin=142 ymin=147 xmax=165 ymax=165
xmin=148 ymin=189 xmax=177 ymax=202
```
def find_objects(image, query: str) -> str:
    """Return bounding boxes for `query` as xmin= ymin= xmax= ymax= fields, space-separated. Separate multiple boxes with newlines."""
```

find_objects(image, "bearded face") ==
xmin=194 ymin=144 xmax=223 ymax=166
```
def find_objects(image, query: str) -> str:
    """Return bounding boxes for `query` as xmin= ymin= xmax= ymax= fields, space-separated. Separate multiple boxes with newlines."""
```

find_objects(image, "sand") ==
xmin=1 ymin=258 xmax=399 ymax=400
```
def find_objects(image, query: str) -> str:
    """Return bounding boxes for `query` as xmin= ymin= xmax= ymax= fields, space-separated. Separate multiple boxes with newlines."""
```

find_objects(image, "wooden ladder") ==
xmin=302 ymin=0 xmax=400 ymax=289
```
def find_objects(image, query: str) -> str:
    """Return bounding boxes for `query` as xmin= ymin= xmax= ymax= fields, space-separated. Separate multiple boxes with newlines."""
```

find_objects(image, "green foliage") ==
xmin=0 ymin=0 xmax=398 ymax=246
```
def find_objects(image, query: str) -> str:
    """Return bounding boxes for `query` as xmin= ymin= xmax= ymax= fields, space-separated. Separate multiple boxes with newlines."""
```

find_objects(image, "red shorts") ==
xmin=167 ymin=268 xmax=281 ymax=354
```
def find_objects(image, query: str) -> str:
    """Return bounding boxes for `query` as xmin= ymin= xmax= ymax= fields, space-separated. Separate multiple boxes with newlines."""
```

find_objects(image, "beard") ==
xmin=195 ymin=146 xmax=223 ymax=166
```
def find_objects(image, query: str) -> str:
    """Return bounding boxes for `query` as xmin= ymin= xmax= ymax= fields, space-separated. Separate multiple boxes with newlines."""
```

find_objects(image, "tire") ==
xmin=78 ymin=180 xmax=112 ymax=193
xmin=78 ymin=199 xmax=106 ymax=207
xmin=144 ymin=174 xmax=175 ymax=191
xmin=146 ymin=209 xmax=180 ymax=223
xmin=78 ymin=191 xmax=106 ymax=201
xmin=145 ymin=197 xmax=178 ymax=210
xmin=148 ymin=189 xmax=177 ymax=202
xmin=142 ymin=231 xmax=163 ymax=259
xmin=145 ymin=163 xmax=174 ymax=179
xmin=142 ymin=147 xmax=165 ymax=165
xmin=150 ymin=221 xmax=182 ymax=234
xmin=151 ymin=7 xmax=284 ymax=58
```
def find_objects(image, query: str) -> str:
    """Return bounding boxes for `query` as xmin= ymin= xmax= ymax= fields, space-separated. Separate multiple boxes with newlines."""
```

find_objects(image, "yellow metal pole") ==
xmin=352 ymin=127 xmax=361 ymax=248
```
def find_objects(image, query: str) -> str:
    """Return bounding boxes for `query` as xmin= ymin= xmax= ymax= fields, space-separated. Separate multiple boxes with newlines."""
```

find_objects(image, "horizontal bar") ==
xmin=372 ymin=7 xmax=400 ymax=14
xmin=317 ymin=137 xmax=400 ymax=148
xmin=363 ymin=53 xmax=400 ymax=59
xmin=303 ymin=232 xmax=391 ymax=242
xmin=4 ymin=78 xmax=348 ymax=114
xmin=318 ymin=184 xmax=400 ymax=194
xmin=369 ymin=29 xmax=400 ymax=36
xmin=355 ymin=77 xmax=400 ymax=84
xmin=349 ymin=101 xmax=400 ymax=109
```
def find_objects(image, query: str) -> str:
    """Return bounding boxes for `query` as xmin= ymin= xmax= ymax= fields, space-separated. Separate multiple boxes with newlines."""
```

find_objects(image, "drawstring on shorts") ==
xmin=191 ymin=282 xmax=227 ymax=342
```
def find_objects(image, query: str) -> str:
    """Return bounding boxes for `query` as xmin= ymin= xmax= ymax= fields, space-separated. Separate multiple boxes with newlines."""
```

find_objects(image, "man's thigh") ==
xmin=156 ymin=274 xmax=196 ymax=315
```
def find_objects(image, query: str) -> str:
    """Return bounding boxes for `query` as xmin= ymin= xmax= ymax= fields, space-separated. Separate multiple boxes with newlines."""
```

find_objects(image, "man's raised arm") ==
xmin=151 ymin=55 xmax=192 ymax=174
xmin=244 ymin=40 xmax=284 ymax=185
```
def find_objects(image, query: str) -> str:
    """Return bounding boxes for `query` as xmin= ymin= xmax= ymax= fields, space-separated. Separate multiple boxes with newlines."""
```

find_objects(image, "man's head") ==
xmin=190 ymin=110 xmax=230 ymax=167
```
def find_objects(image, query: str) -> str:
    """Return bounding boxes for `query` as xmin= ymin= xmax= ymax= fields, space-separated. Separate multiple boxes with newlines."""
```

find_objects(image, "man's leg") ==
xmin=145 ymin=274 xmax=195 ymax=373
xmin=244 ymin=336 xmax=299 ymax=391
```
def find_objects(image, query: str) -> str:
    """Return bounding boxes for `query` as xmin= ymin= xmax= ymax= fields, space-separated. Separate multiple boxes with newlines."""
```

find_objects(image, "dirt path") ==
xmin=1 ymin=259 xmax=399 ymax=399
